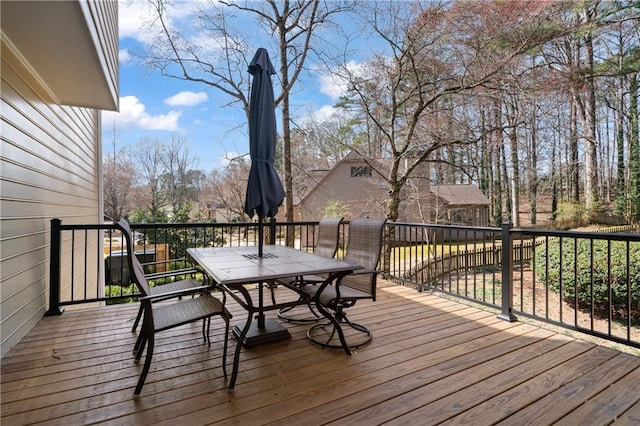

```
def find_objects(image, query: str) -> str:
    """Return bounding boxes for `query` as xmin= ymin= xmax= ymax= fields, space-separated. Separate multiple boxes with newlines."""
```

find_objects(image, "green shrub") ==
xmin=105 ymin=284 xmax=138 ymax=305
xmin=534 ymin=237 xmax=640 ymax=312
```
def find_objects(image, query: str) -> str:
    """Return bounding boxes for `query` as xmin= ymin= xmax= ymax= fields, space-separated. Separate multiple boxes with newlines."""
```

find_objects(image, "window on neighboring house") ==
xmin=351 ymin=166 xmax=372 ymax=177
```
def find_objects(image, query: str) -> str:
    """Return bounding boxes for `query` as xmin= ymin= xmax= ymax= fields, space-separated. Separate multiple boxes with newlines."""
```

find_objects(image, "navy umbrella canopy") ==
xmin=244 ymin=48 xmax=285 ymax=256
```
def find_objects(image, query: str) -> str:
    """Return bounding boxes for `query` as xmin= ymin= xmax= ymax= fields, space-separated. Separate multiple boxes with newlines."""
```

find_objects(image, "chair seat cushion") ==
xmin=301 ymin=277 xmax=372 ymax=306
xmin=152 ymin=294 xmax=229 ymax=332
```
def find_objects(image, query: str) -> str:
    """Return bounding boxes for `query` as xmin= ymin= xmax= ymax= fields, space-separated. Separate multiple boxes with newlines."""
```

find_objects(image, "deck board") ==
xmin=2 ymin=280 xmax=639 ymax=425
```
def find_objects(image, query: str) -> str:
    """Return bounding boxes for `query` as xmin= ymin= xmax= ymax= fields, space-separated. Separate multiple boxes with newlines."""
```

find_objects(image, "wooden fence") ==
xmin=404 ymin=224 xmax=639 ymax=286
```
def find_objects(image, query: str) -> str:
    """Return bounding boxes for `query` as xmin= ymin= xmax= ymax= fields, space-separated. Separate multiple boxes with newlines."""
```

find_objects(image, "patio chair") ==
xmin=118 ymin=220 xmax=231 ymax=396
xmin=303 ymin=218 xmax=386 ymax=351
xmin=115 ymin=219 xmax=207 ymax=332
xmin=274 ymin=217 xmax=343 ymax=322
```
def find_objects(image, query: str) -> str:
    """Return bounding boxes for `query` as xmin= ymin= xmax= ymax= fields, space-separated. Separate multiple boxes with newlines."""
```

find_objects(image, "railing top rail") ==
xmin=388 ymin=222 xmax=500 ymax=233
xmin=512 ymin=227 xmax=640 ymax=241
xmin=57 ymin=222 xmax=120 ymax=231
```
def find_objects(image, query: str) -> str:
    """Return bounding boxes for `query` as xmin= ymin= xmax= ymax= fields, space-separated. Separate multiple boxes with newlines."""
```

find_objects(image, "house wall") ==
xmin=298 ymin=157 xmax=432 ymax=223
xmin=0 ymin=1 xmax=118 ymax=358
xmin=0 ymin=49 xmax=103 ymax=357
xmin=299 ymin=160 xmax=388 ymax=221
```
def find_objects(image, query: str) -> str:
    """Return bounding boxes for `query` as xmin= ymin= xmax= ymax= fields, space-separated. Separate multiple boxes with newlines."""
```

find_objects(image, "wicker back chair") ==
xmin=115 ymin=219 xmax=204 ymax=332
xmin=275 ymin=217 xmax=343 ymax=322
xmin=305 ymin=217 xmax=386 ymax=351
xmin=116 ymin=219 xmax=231 ymax=396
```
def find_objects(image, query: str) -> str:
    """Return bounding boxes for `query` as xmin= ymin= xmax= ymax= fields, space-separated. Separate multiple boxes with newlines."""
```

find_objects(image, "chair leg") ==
xmin=133 ymin=327 xmax=146 ymax=355
xmin=135 ymin=335 xmax=147 ymax=361
xmin=203 ymin=317 xmax=211 ymax=343
xmin=131 ymin=304 xmax=144 ymax=332
xmin=267 ymin=281 xmax=278 ymax=305
xmin=306 ymin=308 xmax=372 ymax=351
xmin=221 ymin=316 xmax=230 ymax=378
xmin=134 ymin=332 xmax=154 ymax=396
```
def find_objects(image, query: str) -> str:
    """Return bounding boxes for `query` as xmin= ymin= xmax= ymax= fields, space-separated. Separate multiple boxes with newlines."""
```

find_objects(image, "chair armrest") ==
xmin=139 ymin=284 xmax=214 ymax=302
xmin=145 ymin=267 xmax=201 ymax=280
xmin=142 ymin=257 xmax=200 ymax=281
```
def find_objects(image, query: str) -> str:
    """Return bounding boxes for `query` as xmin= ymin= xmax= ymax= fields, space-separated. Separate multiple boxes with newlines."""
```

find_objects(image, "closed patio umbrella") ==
xmin=244 ymin=47 xmax=285 ymax=257
xmin=239 ymin=48 xmax=288 ymax=341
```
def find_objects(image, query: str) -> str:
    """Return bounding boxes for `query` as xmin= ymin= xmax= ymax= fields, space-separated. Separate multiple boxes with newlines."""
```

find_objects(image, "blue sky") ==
xmin=102 ymin=0 xmax=371 ymax=173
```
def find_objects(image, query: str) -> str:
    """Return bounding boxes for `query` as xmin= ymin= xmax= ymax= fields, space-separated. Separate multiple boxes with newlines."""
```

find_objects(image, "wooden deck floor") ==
xmin=3 ymin=280 xmax=640 ymax=425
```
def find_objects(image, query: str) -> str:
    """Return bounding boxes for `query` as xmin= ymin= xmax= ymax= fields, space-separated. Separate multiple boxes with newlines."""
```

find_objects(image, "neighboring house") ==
xmin=204 ymin=201 xmax=241 ymax=222
xmin=296 ymin=151 xmax=431 ymax=223
xmin=295 ymin=151 xmax=396 ymax=221
xmin=296 ymin=151 xmax=489 ymax=227
xmin=1 ymin=1 xmax=119 ymax=357
xmin=429 ymin=185 xmax=490 ymax=227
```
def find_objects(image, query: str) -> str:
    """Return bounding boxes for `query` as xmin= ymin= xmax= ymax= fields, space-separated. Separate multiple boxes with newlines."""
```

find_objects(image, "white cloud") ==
xmin=318 ymin=60 xmax=363 ymax=100
xmin=119 ymin=48 xmax=131 ymax=63
xmin=103 ymin=95 xmax=181 ymax=131
xmin=212 ymin=151 xmax=243 ymax=170
xmin=119 ymin=0 xmax=200 ymax=45
xmin=313 ymin=105 xmax=340 ymax=122
xmin=164 ymin=91 xmax=209 ymax=107
xmin=118 ymin=2 xmax=152 ymax=42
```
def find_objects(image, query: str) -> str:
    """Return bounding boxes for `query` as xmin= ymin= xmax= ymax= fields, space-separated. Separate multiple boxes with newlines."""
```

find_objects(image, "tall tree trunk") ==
xmin=492 ymin=143 xmax=502 ymax=226
xmin=552 ymin=131 xmax=558 ymax=221
xmin=583 ymin=19 xmax=599 ymax=210
xmin=278 ymin=17 xmax=295 ymax=246
xmin=569 ymin=93 xmax=580 ymax=203
xmin=529 ymin=101 xmax=538 ymax=225
xmin=508 ymin=125 xmax=520 ymax=227
xmin=492 ymin=101 xmax=503 ymax=226
xmin=501 ymin=144 xmax=512 ymax=223
xmin=479 ymin=109 xmax=489 ymax=196
xmin=615 ymin=74 xmax=626 ymax=215
xmin=629 ymin=73 xmax=640 ymax=222
xmin=505 ymin=95 xmax=520 ymax=227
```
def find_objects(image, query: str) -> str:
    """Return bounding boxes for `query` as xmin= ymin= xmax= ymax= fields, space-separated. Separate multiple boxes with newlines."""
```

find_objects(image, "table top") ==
xmin=187 ymin=245 xmax=360 ymax=286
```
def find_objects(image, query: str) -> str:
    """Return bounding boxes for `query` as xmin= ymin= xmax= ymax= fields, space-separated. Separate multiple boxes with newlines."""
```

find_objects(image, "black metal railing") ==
xmin=47 ymin=219 xmax=342 ymax=311
xmin=384 ymin=221 xmax=640 ymax=349
xmin=48 ymin=218 xmax=640 ymax=348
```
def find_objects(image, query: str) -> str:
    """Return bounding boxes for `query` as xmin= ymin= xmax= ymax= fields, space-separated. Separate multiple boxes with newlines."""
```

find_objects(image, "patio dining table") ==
xmin=187 ymin=245 xmax=360 ymax=392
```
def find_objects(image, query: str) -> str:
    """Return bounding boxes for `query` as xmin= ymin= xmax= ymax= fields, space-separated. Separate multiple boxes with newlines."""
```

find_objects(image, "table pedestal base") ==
xmin=232 ymin=318 xmax=291 ymax=347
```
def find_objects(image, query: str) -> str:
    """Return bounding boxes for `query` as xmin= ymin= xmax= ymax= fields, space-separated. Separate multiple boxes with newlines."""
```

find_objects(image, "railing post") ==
xmin=45 ymin=218 xmax=64 ymax=316
xmin=269 ymin=217 xmax=276 ymax=245
xmin=498 ymin=222 xmax=517 ymax=322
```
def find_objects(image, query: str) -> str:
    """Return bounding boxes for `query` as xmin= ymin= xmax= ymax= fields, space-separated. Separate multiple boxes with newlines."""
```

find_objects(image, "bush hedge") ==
xmin=534 ymin=237 xmax=640 ymax=311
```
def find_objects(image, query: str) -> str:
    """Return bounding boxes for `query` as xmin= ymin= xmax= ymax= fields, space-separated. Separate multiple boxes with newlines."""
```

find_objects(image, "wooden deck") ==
xmin=3 ymin=279 xmax=640 ymax=425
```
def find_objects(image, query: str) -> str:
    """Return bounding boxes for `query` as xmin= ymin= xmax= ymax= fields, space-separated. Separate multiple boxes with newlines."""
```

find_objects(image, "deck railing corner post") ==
xmin=498 ymin=221 xmax=517 ymax=322
xmin=45 ymin=218 xmax=64 ymax=316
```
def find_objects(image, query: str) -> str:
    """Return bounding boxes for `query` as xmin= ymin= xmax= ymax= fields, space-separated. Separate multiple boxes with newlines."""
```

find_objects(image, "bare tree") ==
xmin=103 ymin=136 xmax=136 ymax=222
xmin=138 ymin=0 xmax=355 ymax=241
xmin=132 ymin=138 xmax=168 ymax=219
xmin=162 ymin=135 xmax=202 ymax=213
xmin=201 ymin=158 xmax=251 ymax=221
xmin=337 ymin=0 xmax=565 ymax=222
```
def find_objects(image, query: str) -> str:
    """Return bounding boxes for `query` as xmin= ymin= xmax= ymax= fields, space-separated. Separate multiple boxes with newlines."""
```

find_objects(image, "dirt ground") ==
xmin=430 ymin=266 xmax=640 ymax=356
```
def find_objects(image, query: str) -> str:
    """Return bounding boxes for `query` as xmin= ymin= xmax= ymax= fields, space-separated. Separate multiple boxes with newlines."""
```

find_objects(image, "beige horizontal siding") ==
xmin=82 ymin=0 xmax=119 ymax=105
xmin=1 ymin=43 xmax=102 ymax=357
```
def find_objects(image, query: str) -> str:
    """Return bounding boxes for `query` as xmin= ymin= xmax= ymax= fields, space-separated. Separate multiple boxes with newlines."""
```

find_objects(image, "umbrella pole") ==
xmin=257 ymin=215 xmax=265 ymax=328
xmin=258 ymin=216 xmax=263 ymax=257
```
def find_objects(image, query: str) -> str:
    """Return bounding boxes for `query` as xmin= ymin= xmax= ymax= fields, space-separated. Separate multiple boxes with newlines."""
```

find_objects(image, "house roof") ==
xmin=2 ymin=1 xmax=119 ymax=110
xmin=430 ymin=185 xmax=490 ymax=206
xmin=296 ymin=151 xmax=387 ymax=205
